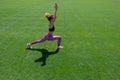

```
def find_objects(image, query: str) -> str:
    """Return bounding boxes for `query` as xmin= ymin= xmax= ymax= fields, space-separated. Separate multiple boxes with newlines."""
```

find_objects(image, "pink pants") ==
xmin=31 ymin=33 xmax=62 ymax=46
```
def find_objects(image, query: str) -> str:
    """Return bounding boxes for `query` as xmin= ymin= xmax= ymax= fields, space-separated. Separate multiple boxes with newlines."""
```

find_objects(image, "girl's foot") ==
xmin=27 ymin=43 xmax=32 ymax=49
xmin=58 ymin=45 xmax=64 ymax=49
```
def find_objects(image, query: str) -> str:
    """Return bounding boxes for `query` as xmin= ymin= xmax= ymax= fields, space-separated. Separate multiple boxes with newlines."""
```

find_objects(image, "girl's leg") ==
xmin=48 ymin=36 xmax=63 ymax=48
xmin=31 ymin=37 xmax=47 ymax=45
xmin=53 ymin=36 xmax=61 ymax=46
xmin=27 ymin=34 xmax=48 ymax=49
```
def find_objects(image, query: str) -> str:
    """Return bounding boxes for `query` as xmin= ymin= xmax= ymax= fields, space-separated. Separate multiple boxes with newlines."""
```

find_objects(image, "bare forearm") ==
xmin=49 ymin=3 xmax=58 ymax=28
xmin=54 ymin=3 xmax=58 ymax=18
xmin=54 ymin=9 xmax=57 ymax=18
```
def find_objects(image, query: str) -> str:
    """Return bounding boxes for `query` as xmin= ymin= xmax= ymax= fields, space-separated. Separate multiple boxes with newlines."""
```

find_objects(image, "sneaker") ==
xmin=58 ymin=45 xmax=64 ymax=49
xmin=27 ymin=43 xmax=32 ymax=49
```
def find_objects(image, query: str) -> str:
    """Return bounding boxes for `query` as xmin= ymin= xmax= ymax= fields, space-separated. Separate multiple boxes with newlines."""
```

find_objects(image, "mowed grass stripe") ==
xmin=72 ymin=1 xmax=120 ymax=50
xmin=67 ymin=0 xmax=120 ymax=79
xmin=61 ymin=0 xmax=118 ymax=79
xmin=0 ymin=4 xmax=50 ymax=32
xmin=59 ymin=1 xmax=102 ymax=79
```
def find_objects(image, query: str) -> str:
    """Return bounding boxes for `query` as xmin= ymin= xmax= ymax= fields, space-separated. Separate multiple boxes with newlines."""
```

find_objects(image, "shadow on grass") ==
xmin=27 ymin=48 xmax=60 ymax=66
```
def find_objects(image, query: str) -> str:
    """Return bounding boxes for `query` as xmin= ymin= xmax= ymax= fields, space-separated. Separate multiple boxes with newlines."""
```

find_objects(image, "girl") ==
xmin=27 ymin=3 xmax=63 ymax=49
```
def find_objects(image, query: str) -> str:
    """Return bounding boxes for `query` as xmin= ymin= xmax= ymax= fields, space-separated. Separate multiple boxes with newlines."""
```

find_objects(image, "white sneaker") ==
xmin=58 ymin=46 xmax=64 ymax=49
xmin=27 ymin=43 xmax=32 ymax=49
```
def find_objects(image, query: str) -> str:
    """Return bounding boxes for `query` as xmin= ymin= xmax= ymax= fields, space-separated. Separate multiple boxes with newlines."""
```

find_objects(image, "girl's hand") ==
xmin=55 ymin=3 xmax=58 ymax=10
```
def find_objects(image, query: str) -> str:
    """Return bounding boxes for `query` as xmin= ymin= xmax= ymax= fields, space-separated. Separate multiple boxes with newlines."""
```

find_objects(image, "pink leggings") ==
xmin=31 ymin=33 xmax=62 ymax=46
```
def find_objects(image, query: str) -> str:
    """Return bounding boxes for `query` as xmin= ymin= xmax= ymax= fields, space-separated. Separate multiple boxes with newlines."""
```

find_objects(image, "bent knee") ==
xmin=57 ymin=36 xmax=62 ymax=40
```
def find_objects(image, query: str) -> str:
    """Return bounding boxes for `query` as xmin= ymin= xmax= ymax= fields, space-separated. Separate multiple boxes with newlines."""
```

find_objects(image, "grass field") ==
xmin=0 ymin=0 xmax=120 ymax=80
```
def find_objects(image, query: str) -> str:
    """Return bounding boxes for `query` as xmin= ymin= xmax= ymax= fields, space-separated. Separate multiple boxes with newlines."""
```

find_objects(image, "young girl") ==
xmin=27 ymin=3 xmax=63 ymax=49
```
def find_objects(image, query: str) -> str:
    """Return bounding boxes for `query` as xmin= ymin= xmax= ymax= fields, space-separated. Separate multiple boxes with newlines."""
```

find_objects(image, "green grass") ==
xmin=0 ymin=0 xmax=120 ymax=80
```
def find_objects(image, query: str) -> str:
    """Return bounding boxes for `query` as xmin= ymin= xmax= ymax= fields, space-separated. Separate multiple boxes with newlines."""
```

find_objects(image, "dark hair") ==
xmin=47 ymin=15 xmax=53 ymax=21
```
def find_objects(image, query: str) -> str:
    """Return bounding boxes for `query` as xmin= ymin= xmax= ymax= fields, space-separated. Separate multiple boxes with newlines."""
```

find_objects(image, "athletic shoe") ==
xmin=27 ymin=43 xmax=32 ymax=49
xmin=58 ymin=45 xmax=64 ymax=49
